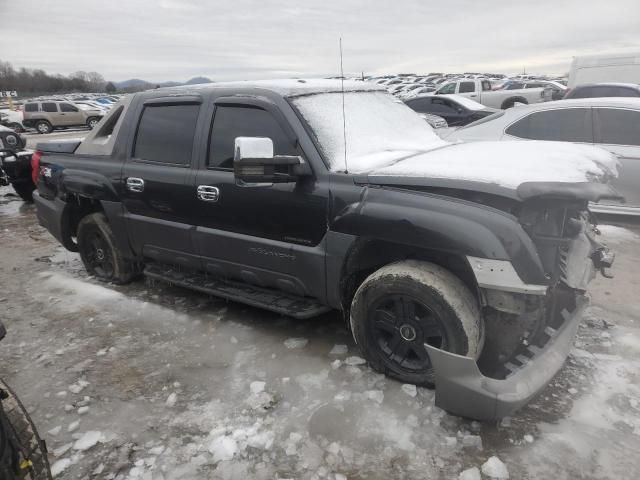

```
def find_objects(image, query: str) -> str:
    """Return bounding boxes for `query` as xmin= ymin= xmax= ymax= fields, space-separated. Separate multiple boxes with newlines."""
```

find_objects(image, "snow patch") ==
xmin=284 ymin=337 xmax=308 ymax=349
xmin=73 ymin=430 xmax=102 ymax=451
xmin=481 ymin=456 xmax=509 ymax=479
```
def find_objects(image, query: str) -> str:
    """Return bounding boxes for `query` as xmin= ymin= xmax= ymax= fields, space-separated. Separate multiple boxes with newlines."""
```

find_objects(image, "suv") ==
xmin=22 ymin=100 xmax=104 ymax=134
xmin=564 ymin=82 xmax=640 ymax=99
xmin=32 ymin=80 xmax=617 ymax=420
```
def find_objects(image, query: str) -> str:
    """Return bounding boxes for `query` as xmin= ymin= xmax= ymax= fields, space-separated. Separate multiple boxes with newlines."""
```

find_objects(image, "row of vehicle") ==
xmin=28 ymin=79 xmax=616 ymax=422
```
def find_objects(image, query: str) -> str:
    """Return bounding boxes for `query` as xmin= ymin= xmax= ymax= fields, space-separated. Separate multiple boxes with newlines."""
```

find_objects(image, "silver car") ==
xmin=447 ymin=97 xmax=640 ymax=215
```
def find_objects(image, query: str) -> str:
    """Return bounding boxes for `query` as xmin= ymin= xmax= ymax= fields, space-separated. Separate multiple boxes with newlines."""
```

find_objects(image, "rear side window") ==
xmin=506 ymin=108 xmax=592 ymax=143
xmin=459 ymin=82 xmax=476 ymax=93
xmin=612 ymin=87 xmax=640 ymax=97
xmin=42 ymin=102 xmax=58 ymax=113
xmin=24 ymin=103 xmax=38 ymax=112
xmin=133 ymin=104 xmax=200 ymax=165
xmin=405 ymin=98 xmax=432 ymax=113
xmin=594 ymin=108 xmax=640 ymax=146
xmin=208 ymin=105 xmax=297 ymax=169
xmin=60 ymin=103 xmax=79 ymax=112
xmin=430 ymin=98 xmax=458 ymax=114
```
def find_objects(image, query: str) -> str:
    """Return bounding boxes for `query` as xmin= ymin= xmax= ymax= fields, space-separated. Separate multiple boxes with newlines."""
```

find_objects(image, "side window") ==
xmin=506 ymin=108 xmax=592 ymax=143
xmin=431 ymin=98 xmax=457 ymax=114
xmin=438 ymin=82 xmax=457 ymax=95
xmin=481 ymin=81 xmax=492 ymax=91
xmin=60 ymin=103 xmax=79 ymax=112
xmin=406 ymin=98 xmax=431 ymax=112
xmin=208 ymin=105 xmax=297 ymax=169
xmin=42 ymin=102 xmax=58 ymax=113
xmin=459 ymin=81 xmax=476 ymax=93
xmin=613 ymin=87 xmax=640 ymax=97
xmin=594 ymin=108 xmax=640 ymax=146
xmin=24 ymin=103 xmax=38 ymax=112
xmin=133 ymin=104 xmax=200 ymax=165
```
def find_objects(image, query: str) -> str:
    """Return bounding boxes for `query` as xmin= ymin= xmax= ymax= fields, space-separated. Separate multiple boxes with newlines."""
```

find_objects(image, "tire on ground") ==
xmin=350 ymin=260 xmax=484 ymax=386
xmin=77 ymin=212 xmax=137 ymax=284
xmin=34 ymin=121 xmax=52 ymax=134
xmin=11 ymin=181 xmax=36 ymax=202
xmin=0 ymin=379 xmax=53 ymax=480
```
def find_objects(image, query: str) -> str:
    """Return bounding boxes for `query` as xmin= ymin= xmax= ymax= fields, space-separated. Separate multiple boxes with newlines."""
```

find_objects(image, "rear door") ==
xmin=121 ymin=98 xmax=202 ymax=268
xmin=189 ymin=96 xmax=329 ymax=300
xmin=593 ymin=107 xmax=640 ymax=208
xmin=59 ymin=102 xmax=85 ymax=126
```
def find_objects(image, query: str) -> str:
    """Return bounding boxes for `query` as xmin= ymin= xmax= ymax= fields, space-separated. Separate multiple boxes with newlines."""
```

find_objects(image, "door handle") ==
xmin=197 ymin=185 xmax=219 ymax=202
xmin=126 ymin=177 xmax=145 ymax=193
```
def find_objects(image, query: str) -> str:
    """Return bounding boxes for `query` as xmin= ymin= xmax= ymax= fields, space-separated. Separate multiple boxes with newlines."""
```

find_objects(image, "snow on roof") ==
xmin=369 ymin=140 xmax=619 ymax=189
xmin=159 ymin=79 xmax=384 ymax=97
xmin=516 ymin=97 xmax=640 ymax=110
xmin=439 ymin=94 xmax=489 ymax=111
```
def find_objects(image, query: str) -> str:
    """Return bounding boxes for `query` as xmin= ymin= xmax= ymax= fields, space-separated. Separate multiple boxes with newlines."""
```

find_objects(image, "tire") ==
xmin=350 ymin=260 xmax=484 ymax=387
xmin=77 ymin=212 xmax=137 ymax=284
xmin=0 ymin=379 xmax=53 ymax=480
xmin=86 ymin=117 xmax=99 ymax=129
xmin=34 ymin=121 xmax=51 ymax=135
xmin=11 ymin=181 xmax=35 ymax=203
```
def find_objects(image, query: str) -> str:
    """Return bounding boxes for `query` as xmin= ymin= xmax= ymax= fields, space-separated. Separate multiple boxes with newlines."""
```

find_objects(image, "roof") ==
xmin=571 ymin=82 xmax=640 ymax=88
xmin=512 ymin=97 xmax=640 ymax=110
xmin=154 ymin=79 xmax=384 ymax=98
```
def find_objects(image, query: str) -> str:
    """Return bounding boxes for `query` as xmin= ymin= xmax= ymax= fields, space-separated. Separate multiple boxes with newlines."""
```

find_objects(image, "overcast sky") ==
xmin=2 ymin=0 xmax=639 ymax=82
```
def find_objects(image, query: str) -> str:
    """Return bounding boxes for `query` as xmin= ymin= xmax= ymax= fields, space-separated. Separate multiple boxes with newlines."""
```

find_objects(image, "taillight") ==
xmin=31 ymin=150 xmax=42 ymax=184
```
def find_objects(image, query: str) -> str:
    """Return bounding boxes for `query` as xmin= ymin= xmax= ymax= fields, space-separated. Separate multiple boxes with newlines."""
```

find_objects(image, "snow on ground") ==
xmin=1 ymin=188 xmax=639 ymax=479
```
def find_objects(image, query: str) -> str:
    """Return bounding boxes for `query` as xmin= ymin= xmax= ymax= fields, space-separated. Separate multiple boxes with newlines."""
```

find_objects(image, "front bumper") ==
xmin=425 ymin=294 xmax=587 ymax=421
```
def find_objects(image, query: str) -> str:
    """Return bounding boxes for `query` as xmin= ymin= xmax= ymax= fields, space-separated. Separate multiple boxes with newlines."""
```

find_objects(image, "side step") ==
xmin=144 ymin=263 xmax=332 ymax=320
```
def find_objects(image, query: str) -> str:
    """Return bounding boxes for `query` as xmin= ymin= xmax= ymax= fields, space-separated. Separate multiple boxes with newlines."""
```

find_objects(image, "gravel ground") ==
xmin=1 ymin=185 xmax=639 ymax=480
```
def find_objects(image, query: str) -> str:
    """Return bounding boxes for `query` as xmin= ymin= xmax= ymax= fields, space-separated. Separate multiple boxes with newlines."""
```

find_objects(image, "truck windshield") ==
xmin=291 ymin=91 xmax=446 ymax=173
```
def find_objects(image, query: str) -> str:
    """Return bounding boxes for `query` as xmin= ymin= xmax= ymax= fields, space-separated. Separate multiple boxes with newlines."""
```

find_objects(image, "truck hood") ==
xmin=359 ymin=140 xmax=621 ymax=201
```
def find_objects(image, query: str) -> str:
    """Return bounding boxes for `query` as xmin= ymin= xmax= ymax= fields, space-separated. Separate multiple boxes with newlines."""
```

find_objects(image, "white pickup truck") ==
xmin=435 ymin=78 xmax=552 ymax=109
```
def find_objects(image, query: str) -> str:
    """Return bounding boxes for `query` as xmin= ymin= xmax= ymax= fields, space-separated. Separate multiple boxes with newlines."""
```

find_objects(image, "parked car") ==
xmin=446 ymin=97 xmax=640 ymax=214
xmin=0 ymin=125 xmax=35 ymax=201
xmin=568 ymin=52 xmax=640 ymax=88
xmin=405 ymin=94 xmax=498 ymax=126
xmin=22 ymin=100 xmax=104 ymax=134
xmin=564 ymin=82 xmax=640 ymax=99
xmin=435 ymin=78 xmax=552 ymax=109
xmin=0 ymin=110 xmax=26 ymax=132
xmin=32 ymin=80 xmax=616 ymax=421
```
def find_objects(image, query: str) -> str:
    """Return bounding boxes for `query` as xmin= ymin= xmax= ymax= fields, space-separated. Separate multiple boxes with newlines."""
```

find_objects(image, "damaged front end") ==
xmin=427 ymin=192 xmax=616 ymax=421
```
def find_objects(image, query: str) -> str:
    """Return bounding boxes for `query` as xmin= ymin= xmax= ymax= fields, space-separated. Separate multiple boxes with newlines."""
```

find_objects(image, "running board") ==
xmin=144 ymin=263 xmax=331 ymax=319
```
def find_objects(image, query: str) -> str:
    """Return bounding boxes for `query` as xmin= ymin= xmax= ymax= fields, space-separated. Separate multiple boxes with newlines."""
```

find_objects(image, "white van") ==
xmin=568 ymin=53 xmax=640 ymax=88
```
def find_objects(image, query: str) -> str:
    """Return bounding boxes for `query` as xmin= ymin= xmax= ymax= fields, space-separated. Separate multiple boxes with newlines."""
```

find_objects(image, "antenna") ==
xmin=340 ymin=37 xmax=348 ymax=174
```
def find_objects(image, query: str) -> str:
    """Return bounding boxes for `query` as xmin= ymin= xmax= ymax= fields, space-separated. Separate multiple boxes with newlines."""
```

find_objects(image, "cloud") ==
xmin=2 ymin=0 xmax=639 ymax=81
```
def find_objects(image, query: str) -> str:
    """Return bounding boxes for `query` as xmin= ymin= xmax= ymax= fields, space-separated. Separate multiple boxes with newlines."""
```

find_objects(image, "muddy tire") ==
xmin=0 ymin=379 xmax=52 ymax=479
xmin=34 ymin=121 xmax=52 ymax=135
xmin=11 ymin=181 xmax=35 ymax=203
xmin=350 ymin=260 xmax=484 ymax=387
xmin=77 ymin=212 xmax=137 ymax=284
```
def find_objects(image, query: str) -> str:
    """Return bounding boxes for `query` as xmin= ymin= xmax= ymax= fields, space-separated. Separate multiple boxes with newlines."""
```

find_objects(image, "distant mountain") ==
xmin=113 ymin=77 xmax=212 ymax=91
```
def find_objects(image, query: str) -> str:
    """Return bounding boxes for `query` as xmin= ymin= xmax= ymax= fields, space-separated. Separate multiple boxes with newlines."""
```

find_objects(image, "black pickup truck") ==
xmin=32 ymin=80 xmax=618 ymax=420
xmin=0 ymin=125 xmax=35 ymax=201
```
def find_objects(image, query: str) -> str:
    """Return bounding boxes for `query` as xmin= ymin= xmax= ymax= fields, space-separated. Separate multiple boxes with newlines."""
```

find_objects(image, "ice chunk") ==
xmin=67 ymin=421 xmax=80 ymax=432
xmin=165 ymin=392 xmax=177 ymax=407
xmin=53 ymin=443 xmax=73 ymax=457
xmin=445 ymin=436 xmax=457 ymax=446
xmin=401 ymin=384 xmax=417 ymax=397
xmin=329 ymin=344 xmax=348 ymax=355
xmin=335 ymin=474 xmax=348 ymax=480
xmin=149 ymin=445 xmax=165 ymax=455
xmin=73 ymin=430 xmax=102 ymax=451
xmin=51 ymin=458 xmax=72 ymax=476
xmin=68 ymin=380 xmax=89 ymax=394
xmin=77 ymin=406 xmax=89 ymax=415
xmin=47 ymin=426 xmax=62 ymax=436
xmin=481 ymin=456 xmax=509 ymax=479
xmin=461 ymin=434 xmax=483 ymax=449
xmin=365 ymin=390 xmax=384 ymax=404
xmin=459 ymin=466 xmax=481 ymax=480
xmin=344 ymin=356 xmax=366 ymax=366
xmin=247 ymin=430 xmax=275 ymax=450
xmin=284 ymin=337 xmax=308 ymax=349
xmin=208 ymin=435 xmax=238 ymax=462
xmin=250 ymin=381 xmax=266 ymax=394
xmin=523 ymin=434 xmax=534 ymax=443
xmin=331 ymin=359 xmax=342 ymax=369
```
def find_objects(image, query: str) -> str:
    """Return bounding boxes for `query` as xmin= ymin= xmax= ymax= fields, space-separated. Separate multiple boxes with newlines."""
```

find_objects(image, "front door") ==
xmin=59 ymin=102 xmax=85 ymax=126
xmin=593 ymin=107 xmax=640 ymax=208
xmin=190 ymin=98 xmax=329 ymax=300
xmin=121 ymin=100 xmax=201 ymax=268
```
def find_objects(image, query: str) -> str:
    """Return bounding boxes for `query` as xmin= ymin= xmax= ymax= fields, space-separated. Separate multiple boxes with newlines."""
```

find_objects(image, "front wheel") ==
xmin=86 ymin=117 xmax=100 ymax=129
xmin=77 ymin=212 xmax=137 ymax=284
xmin=350 ymin=260 xmax=484 ymax=387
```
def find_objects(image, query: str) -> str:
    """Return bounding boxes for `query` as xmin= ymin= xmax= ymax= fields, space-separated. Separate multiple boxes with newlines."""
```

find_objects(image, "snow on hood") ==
xmin=367 ymin=140 xmax=619 ymax=189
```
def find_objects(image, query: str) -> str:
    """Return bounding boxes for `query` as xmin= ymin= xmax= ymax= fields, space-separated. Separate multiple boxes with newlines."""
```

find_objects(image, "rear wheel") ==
xmin=86 ymin=117 xmax=99 ymax=129
xmin=11 ymin=181 xmax=35 ymax=202
xmin=34 ymin=121 xmax=51 ymax=135
xmin=350 ymin=260 xmax=483 ymax=386
xmin=77 ymin=212 xmax=137 ymax=284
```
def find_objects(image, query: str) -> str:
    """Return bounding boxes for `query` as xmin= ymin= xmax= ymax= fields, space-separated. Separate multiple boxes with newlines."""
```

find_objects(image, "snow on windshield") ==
xmin=292 ymin=91 xmax=447 ymax=173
